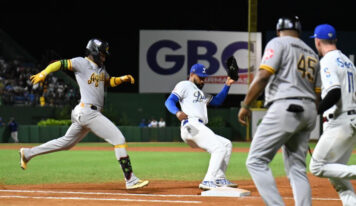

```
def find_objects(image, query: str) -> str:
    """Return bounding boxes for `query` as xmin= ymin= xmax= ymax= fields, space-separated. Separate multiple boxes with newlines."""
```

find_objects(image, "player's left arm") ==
xmin=209 ymin=77 xmax=235 ymax=106
xmin=317 ymin=88 xmax=341 ymax=114
xmin=106 ymin=75 xmax=135 ymax=87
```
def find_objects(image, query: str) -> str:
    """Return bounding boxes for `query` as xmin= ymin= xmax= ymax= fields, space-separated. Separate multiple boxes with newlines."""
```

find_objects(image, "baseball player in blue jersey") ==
xmin=238 ymin=16 xmax=321 ymax=205
xmin=309 ymin=24 xmax=356 ymax=206
xmin=165 ymin=63 xmax=238 ymax=190
xmin=19 ymin=38 xmax=149 ymax=190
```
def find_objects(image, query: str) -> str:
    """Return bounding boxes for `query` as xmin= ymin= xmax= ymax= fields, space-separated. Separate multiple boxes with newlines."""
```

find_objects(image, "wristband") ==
xmin=240 ymin=102 xmax=251 ymax=109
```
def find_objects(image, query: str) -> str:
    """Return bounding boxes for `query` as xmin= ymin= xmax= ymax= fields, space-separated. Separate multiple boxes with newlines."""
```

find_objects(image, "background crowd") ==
xmin=0 ymin=57 xmax=79 ymax=107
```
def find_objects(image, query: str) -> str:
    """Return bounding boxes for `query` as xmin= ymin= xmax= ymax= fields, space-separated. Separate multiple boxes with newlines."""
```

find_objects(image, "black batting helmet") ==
xmin=276 ymin=16 xmax=302 ymax=33
xmin=86 ymin=38 xmax=110 ymax=57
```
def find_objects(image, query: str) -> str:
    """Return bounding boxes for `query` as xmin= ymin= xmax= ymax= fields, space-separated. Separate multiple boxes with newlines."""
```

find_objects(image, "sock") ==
xmin=114 ymin=147 xmax=128 ymax=159
xmin=118 ymin=156 xmax=133 ymax=180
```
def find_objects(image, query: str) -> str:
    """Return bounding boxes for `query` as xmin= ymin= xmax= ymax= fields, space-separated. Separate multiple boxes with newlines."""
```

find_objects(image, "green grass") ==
xmin=12 ymin=141 xmax=311 ymax=149
xmin=0 ymin=142 xmax=355 ymax=185
xmin=3 ymin=142 xmax=253 ymax=148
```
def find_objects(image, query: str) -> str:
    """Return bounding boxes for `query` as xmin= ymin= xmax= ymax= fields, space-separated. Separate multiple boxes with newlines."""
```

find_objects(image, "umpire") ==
xmin=238 ymin=16 xmax=321 ymax=205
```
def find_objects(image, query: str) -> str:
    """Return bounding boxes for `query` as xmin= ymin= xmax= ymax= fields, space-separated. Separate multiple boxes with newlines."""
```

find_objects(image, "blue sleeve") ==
xmin=165 ymin=93 xmax=180 ymax=115
xmin=209 ymin=85 xmax=230 ymax=106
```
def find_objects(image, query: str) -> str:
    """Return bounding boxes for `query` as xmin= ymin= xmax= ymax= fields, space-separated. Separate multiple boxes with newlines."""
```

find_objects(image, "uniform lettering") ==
xmin=193 ymin=91 xmax=206 ymax=103
xmin=336 ymin=57 xmax=353 ymax=68
xmin=88 ymin=73 xmax=105 ymax=87
xmin=291 ymin=43 xmax=315 ymax=55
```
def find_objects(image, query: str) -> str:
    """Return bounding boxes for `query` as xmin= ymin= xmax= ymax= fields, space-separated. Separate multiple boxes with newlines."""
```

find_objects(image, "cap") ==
xmin=310 ymin=24 xmax=336 ymax=40
xmin=190 ymin=63 xmax=209 ymax=77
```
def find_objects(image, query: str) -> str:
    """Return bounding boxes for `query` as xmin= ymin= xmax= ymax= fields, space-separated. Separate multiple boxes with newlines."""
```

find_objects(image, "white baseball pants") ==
xmin=180 ymin=118 xmax=232 ymax=181
xmin=310 ymin=113 xmax=356 ymax=206
xmin=24 ymin=103 xmax=127 ymax=161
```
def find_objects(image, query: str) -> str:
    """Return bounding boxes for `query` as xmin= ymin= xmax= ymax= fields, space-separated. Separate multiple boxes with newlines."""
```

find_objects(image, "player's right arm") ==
xmin=164 ymin=94 xmax=188 ymax=121
xmin=165 ymin=81 xmax=189 ymax=121
xmin=30 ymin=60 xmax=72 ymax=84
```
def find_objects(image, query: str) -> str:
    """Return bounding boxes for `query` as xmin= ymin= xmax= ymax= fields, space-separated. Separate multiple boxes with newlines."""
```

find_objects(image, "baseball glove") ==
xmin=226 ymin=56 xmax=239 ymax=81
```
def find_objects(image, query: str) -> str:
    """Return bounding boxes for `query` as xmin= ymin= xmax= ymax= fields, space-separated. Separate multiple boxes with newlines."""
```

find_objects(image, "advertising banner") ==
xmin=139 ymin=30 xmax=262 ymax=94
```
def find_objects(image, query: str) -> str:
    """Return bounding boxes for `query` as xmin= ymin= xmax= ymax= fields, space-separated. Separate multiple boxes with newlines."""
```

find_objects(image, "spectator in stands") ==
xmin=149 ymin=119 xmax=158 ymax=128
xmin=0 ymin=56 xmax=79 ymax=106
xmin=139 ymin=118 xmax=147 ymax=128
xmin=0 ymin=117 xmax=5 ymax=127
xmin=8 ymin=117 xmax=19 ymax=143
xmin=0 ymin=77 xmax=4 ymax=94
xmin=158 ymin=117 xmax=166 ymax=128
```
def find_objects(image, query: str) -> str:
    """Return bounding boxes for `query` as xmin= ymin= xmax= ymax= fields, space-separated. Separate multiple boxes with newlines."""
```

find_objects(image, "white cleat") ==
xmin=19 ymin=148 xmax=28 ymax=170
xmin=199 ymin=181 xmax=218 ymax=191
xmin=215 ymin=179 xmax=238 ymax=188
xmin=126 ymin=175 xmax=149 ymax=190
xmin=126 ymin=179 xmax=149 ymax=190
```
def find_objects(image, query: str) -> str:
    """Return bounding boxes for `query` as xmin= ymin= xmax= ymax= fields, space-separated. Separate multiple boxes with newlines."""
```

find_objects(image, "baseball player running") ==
xmin=309 ymin=24 xmax=356 ymax=206
xmin=19 ymin=38 xmax=149 ymax=190
xmin=165 ymin=63 xmax=237 ymax=190
xmin=238 ymin=16 xmax=320 ymax=206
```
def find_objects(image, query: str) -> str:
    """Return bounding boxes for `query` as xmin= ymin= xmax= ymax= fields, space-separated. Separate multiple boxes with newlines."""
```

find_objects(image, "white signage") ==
xmin=139 ymin=30 xmax=262 ymax=94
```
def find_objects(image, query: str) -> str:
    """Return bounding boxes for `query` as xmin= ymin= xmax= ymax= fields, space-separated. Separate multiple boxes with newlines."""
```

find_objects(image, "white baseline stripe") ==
xmin=0 ymin=190 xmax=341 ymax=201
xmin=0 ymin=189 xmax=198 ymax=198
xmin=241 ymin=196 xmax=341 ymax=201
xmin=283 ymin=196 xmax=341 ymax=201
xmin=0 ymin=195 xmax=201 ymax=204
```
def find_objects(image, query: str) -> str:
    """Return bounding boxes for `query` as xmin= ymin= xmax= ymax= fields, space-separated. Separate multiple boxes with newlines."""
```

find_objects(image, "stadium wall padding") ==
xmin=0 ymin=93 xmax=246 ymax=140
xmin=0 ymin=125 xmax=234 ymax=143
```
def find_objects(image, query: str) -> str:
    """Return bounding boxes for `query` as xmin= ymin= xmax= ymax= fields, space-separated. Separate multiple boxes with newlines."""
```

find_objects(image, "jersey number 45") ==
xmin=297 ymin=54 xmax=317 ymax=83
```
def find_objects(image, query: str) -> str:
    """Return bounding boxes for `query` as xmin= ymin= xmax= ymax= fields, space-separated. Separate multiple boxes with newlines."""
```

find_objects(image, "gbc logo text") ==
xmin=146 ymin=40 xmax=251 ymax=75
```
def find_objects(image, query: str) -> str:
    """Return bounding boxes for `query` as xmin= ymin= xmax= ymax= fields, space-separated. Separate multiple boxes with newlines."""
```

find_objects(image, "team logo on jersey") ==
xmin=263 ymin=48 xmax=274 ymax=61
xmin=323 ymin=67 xmax=331 ymax=78
xmin=88 ymin=73 xmax=105 ymax=87
xmin=193 ymin=91 xmax=206 ymax=103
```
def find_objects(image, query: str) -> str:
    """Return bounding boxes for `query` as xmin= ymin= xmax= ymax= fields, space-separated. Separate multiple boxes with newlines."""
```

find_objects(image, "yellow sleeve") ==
xmin=59 ymin=59 xmax=73 ymax=71
xmin=109 ymin=77 xmax=123 ymax=87
xmin=41 ymin=61 xmax=61 ymax=75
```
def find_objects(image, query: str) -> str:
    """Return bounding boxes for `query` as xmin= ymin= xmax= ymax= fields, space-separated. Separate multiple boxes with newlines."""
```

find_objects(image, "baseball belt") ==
xmin=323 ymin=109 xmax=356 ymax=122
xmin=183 ymin=119 xmax=203 ymax=126
xmin=266 ymin=97 xmax=314 ymax=107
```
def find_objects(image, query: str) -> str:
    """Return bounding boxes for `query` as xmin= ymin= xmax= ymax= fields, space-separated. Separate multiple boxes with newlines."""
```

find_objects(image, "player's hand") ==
xmin=176 ymin=111 xmax=188 ymax=121
xmin=120 ymin=75 xmax=135 ymax=84
xmin=225 ymin=76 xmax=235 ymax=86
xmin=238 ymin=107 xmax=251 ymax=126
xmin=30 ymin=71 xmax=47 ymax=85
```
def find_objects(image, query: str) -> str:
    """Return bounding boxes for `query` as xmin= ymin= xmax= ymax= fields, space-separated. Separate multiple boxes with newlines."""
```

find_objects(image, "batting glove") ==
xmin=30 ymin=71 xmax=48 ymax=85
xmin=120 ymin=75 xmax=135 ymax=84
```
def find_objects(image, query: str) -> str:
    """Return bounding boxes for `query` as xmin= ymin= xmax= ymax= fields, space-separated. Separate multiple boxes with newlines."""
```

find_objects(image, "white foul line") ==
xmin=0 ymin=195 xmax=201 ymax=204
xmin=0 ymin=189 xmax=342 ymax=202
xmin=0 ymin=189 xmax=199 ymax=197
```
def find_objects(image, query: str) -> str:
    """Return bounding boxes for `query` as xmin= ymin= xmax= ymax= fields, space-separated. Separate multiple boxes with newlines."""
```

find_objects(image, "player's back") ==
xmin=261 ymin=36 xmax=320 ymax=105
xmin=321 ymin=50 xmax=356 ymax=115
